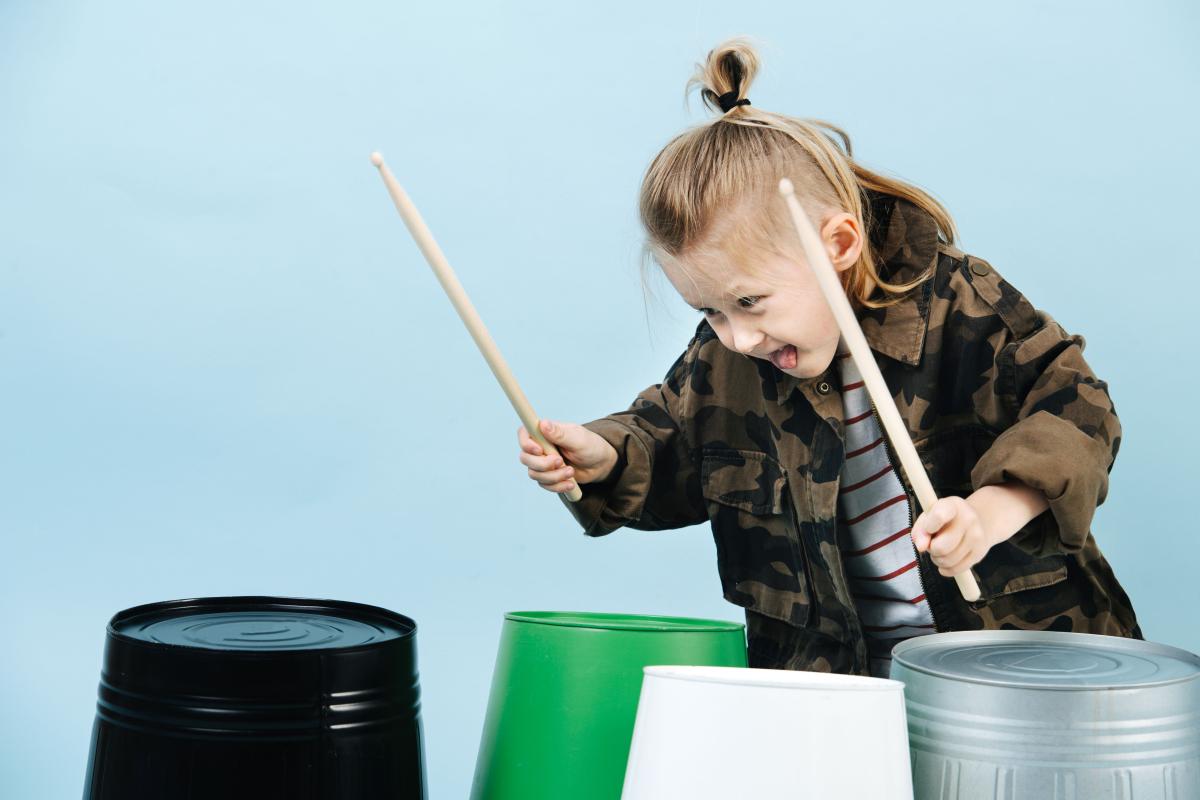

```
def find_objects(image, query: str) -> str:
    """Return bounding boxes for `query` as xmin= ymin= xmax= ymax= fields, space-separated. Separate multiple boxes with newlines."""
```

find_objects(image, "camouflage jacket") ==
xmin=562 ymin=193 xmax=1141 ymax=675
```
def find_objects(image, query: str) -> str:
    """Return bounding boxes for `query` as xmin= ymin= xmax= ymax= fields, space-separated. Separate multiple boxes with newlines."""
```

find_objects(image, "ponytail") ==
xmin=641 ymin=37 xmax=957 ymax=309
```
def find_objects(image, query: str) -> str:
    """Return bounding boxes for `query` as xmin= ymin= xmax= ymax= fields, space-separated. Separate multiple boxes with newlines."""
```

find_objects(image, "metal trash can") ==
xmin=892 ymin=630 xmax=1200 ymax=799
xmin=82 ymin=596 xmax=427 ymax=799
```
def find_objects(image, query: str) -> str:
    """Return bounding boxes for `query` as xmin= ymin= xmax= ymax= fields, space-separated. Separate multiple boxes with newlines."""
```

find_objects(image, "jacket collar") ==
xmin=771 ymin=191 xmax=940 ymax=405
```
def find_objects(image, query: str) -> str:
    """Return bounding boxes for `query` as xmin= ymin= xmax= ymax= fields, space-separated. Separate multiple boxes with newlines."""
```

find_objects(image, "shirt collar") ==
xmin=771 ymin=191 xmax=940 ymax=405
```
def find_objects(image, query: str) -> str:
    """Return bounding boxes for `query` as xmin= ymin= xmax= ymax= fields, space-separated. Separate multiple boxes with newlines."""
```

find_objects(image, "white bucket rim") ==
xmin=642 ymin=665 xmax=904 ymax=691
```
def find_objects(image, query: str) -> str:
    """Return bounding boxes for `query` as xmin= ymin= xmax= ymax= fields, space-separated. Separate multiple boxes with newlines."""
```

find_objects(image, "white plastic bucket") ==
xmin=621 ymin=666 xmax=913 ymax=799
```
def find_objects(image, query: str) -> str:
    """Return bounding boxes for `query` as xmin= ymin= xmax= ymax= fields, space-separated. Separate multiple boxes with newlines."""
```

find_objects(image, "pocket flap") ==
xmin=700 ymin=449 xmax=786 ymax=515
xmin=972 ymin=541 xmax=1069 ymax=600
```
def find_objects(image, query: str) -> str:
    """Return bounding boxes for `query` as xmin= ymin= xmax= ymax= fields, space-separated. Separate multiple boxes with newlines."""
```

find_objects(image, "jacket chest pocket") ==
xmin=701 ymin=448 xmax=813 ymax=628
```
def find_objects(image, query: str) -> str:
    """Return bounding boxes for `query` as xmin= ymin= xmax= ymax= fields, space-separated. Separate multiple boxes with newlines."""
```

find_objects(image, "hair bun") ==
xmin=689 ymin=37 xmax=762 ymax=116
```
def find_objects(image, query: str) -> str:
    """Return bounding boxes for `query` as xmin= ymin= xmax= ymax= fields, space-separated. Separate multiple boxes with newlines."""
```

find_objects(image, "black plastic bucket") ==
xmin=82 ymin=596 xmax=426 ymax=799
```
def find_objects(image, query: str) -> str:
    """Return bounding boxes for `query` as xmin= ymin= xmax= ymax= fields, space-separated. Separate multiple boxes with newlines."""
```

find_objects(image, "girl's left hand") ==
xmin=911 ymin=496 xmax=990 ymax=578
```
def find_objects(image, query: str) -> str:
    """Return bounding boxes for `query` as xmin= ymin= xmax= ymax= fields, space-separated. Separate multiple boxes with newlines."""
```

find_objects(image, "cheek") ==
xmin=773 ymin=296 xmax=835 ymax=343
xmin=809 ymin=299 xmax=837 ymax=331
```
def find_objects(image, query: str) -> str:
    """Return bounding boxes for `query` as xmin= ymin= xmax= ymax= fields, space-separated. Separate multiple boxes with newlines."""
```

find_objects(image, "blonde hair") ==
xmin=639 ymin=37 xmax=957 ymax=309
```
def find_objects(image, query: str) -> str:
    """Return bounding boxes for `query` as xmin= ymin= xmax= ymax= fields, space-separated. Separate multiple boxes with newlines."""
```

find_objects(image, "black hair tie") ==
xmin=717 ymin=90 xmax=751 ymax=113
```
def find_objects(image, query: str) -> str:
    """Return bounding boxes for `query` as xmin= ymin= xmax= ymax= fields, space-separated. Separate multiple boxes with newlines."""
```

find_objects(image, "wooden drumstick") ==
xmin=371 ymin=152 xmax=583 ymax=503
xmin=779 ymin=178 xmax=981 ymax=603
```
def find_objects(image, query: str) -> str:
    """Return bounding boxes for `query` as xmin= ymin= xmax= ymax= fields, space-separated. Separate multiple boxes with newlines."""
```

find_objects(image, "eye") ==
xmin=698 ymin=307 xmax=720 ymax=317
xmin=736 ymin=295 xmax=762 ymax=309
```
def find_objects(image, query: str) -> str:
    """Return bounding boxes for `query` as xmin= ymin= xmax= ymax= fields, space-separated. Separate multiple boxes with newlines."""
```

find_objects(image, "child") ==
xmin=516 ymin=39 xmax=1140 ymax=677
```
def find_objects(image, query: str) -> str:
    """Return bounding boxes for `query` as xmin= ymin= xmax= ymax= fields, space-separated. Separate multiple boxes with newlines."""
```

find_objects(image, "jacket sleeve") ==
xmin=967 ymin=267 xmax=1122 ymax=556
xmin=559 ymin=337 xmax=708 ymax=537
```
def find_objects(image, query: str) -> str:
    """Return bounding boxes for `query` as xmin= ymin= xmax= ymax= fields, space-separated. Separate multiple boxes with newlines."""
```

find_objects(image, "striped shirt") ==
xmin=835 ymin=348 xmax=935 ymax=677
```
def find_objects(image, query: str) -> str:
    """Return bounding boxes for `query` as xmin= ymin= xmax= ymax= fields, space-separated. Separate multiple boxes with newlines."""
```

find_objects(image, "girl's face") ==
xmin=660 ymin=212 xmax=863 ymax=379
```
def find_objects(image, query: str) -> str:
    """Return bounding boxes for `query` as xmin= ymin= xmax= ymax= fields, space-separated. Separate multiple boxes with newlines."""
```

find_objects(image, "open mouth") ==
xmin=768 ymin=345 xmax=798 ymax=370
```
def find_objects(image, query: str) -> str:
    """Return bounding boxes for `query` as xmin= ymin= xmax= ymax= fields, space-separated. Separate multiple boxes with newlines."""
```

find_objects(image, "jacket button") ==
xmin=970 ymin=261 xmax=991 ymax=277
xmin=816 ymin=381 xmax=832 ymax=395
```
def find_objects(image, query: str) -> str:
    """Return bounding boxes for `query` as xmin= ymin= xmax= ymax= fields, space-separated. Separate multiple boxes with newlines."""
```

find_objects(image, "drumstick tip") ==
xmin=778 ymin=177 xmax=795 ymax=196
xmin=370 ymin=151 xmax=384 ymax=167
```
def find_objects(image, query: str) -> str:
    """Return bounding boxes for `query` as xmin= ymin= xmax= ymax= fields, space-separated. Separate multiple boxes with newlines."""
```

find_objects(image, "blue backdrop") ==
xmin=2 ymin=1 xmax=1196 ymax=796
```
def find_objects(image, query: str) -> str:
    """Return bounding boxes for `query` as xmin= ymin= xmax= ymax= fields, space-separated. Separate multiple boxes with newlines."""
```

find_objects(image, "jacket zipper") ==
xmin=867 ymin=399 xmax=944 ymax=633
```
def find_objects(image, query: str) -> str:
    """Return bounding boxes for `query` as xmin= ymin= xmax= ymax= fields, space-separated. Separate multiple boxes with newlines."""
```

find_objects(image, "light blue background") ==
xmin=2 ymin=1 xmax=1196 ymax=796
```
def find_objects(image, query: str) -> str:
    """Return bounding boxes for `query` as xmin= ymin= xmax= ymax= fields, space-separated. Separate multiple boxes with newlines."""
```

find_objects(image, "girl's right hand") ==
xmin=517 ymin=419 xmax=619 ymax=494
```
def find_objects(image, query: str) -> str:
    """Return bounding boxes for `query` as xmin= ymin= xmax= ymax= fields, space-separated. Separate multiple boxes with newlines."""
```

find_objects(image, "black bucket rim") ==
xmin=108 ymin=595 xmax=418 ymax=655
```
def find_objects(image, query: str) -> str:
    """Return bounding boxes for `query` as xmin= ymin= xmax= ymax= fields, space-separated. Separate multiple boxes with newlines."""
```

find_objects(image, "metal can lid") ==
xmin=113 ymin=596 xmax=413 ymax=652
xmin=100 ymin=597 xmax=421 ymax=733
xmin=892 ymin=631 xmax=1200 ymax=690
xmin=118 ymin=604 xmax=408 ymax=652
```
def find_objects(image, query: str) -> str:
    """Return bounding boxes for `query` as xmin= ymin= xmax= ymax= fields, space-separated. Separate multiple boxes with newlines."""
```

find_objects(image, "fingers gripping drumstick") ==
xmin=778 ymin=179 xmax=981 ymax=603
xmin=371 ymin=152 xmax=583 ymax=503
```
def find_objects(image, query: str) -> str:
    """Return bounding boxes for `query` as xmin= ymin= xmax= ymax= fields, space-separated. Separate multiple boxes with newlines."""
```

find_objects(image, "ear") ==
xmin=820 ymin=212 xmax=864 ymax=273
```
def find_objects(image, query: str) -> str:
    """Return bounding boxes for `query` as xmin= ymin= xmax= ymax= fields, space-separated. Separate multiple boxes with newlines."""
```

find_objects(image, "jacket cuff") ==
xmin=970 ymin=410 xmax=1111 ymax=554
xmin=558 ymin=418 xmax=653 ymax=537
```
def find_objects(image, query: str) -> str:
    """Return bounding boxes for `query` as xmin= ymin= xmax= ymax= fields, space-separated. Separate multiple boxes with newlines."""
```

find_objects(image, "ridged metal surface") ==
xmin=892 ymin=631 xmax=1200 ymax=799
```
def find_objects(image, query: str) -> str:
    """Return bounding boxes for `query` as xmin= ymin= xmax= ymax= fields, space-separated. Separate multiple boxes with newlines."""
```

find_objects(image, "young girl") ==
xmin=516 ymin=39 xmax=1140 ymax=677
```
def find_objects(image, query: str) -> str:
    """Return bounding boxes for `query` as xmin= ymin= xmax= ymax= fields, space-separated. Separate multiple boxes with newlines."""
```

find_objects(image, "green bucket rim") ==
xmin=503 ymin=610 xmax=744 ymax=633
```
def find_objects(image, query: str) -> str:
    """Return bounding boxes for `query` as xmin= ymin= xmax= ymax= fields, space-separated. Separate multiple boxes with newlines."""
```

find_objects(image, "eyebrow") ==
xmin=684 ymin=283 xmax=764 ymax=310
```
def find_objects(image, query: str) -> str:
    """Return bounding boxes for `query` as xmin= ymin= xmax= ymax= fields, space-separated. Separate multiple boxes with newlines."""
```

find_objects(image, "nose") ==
xmin=727 ymin=316 xmax=765 ymax=356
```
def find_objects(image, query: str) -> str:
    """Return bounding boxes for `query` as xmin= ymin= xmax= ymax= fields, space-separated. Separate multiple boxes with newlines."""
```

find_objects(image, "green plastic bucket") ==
xmin=470 ymin=611 xmax=747 ymax=800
